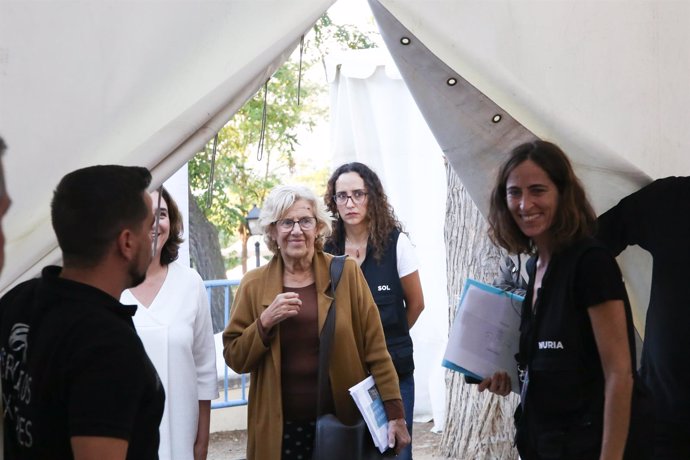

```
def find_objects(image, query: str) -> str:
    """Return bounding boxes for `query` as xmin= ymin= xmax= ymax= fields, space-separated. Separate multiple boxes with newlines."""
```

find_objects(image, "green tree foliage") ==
xmin=312 ymin=13 xmax=378 ymax=54
xmin=189 ymin=62 xmax=315 ymax=230
xmin=189 ymin=12 xmax=379 ymax=273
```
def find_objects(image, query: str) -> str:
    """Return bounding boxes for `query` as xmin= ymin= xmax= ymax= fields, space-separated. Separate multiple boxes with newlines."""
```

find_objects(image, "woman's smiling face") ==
xmin=271 ymin=199 xmax=318 ymax=264
xmin=150 ymin=190 xmax=170 ymax=257
xmin=505 ymin=159 xmax=559 ymax=249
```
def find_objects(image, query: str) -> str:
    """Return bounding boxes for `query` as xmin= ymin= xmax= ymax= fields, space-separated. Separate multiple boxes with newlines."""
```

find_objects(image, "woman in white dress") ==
xmin=121 ymin=187 xmax=218 ymax=460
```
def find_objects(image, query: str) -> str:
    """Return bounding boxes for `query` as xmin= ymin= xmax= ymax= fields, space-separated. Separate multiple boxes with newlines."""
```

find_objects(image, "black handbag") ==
xmin=312 ymin=255 xmax=383 ymax=460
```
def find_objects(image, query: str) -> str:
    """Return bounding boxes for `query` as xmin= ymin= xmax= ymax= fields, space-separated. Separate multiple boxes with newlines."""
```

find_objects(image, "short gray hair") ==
xmin=260 ymin=184 xmax=332 ymax=254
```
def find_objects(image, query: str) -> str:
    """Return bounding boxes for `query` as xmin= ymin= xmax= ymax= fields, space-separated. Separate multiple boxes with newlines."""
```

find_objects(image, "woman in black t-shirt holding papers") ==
xmin=480 ymin=141 xmax=647 ymax=459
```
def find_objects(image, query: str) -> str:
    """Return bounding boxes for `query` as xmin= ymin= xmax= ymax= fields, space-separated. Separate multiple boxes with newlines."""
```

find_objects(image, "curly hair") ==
xmin=488 ymin=141 xmax=597 ymax=255
xmin=158 ymin=187 xmax=184 ymax=265
xmin=324 ymin=162 xmax=404 ymax=262
xmin=259 ymin=184 xmax=332 ymax=255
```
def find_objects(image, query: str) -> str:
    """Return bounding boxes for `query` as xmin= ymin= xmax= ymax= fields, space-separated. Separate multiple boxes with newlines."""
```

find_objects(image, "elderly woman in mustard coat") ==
xmin=223 ymin=184 xmax=410 ymax=460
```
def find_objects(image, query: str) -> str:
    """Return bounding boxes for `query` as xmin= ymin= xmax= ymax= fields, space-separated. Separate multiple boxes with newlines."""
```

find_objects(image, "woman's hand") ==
xmin=387 ymin=418 xmax=411 ymax=455
xmin=193 ymin=440 xmax=208 ymax=460
xmin=259 ymin=292 xmax=302 ymax=330
xmin=478 ymin=371 xmax=512 ymax=396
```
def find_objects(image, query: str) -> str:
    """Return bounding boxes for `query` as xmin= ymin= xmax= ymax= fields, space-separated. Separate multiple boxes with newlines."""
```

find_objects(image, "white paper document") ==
xmin=442 ymin=278 xmax=523 ymax=393
xmin=348 ymin=375 xmax=388 ymax=453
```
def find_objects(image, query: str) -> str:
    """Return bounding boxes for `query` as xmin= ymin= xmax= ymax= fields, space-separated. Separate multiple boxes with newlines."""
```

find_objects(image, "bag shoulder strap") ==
xmin=316 ymin=255 xmax=347 ymax=416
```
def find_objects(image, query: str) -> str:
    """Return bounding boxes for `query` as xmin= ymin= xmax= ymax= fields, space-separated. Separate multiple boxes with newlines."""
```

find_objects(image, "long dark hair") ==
xmin=488 ymin=141 xmax=597 ymax=254
xmin=325 ymin=162 xmax=404 ymax=262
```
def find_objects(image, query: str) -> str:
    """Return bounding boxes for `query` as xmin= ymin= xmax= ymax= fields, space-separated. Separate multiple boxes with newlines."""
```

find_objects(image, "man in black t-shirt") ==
xmin=597 ymin=176 xmax=690 ymax=459
xmin=0 ymin=165 xmax=165 ymax=459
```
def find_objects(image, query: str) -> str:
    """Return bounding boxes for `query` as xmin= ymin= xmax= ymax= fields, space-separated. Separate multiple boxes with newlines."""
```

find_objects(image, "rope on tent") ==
xmin=297 ymin=35 xmax=304 ymax=106
xmin=206 ymin=133 xmax=218 ymax=210
xmin=257 ymin=79 xmax=269 ymax=162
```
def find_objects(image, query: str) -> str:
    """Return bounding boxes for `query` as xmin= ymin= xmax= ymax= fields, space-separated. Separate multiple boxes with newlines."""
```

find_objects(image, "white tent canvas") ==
xmin=0 ymin=0 xmax=335 ymax=292
xmin=2 ymin=0 xmax=690 ymax=436
xmin=4 ymin=0 xmax=688 ymax=313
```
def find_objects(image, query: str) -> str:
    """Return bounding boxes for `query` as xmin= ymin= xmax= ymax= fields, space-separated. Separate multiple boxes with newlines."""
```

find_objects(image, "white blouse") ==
xmin=121 ymin=261 xmax=218 ymax=460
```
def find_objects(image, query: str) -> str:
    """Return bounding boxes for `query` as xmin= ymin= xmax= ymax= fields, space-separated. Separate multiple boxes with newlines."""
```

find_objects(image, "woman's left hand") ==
xmin=387 ymin=418 xmax=411 ymax=455
xmin=193 ymin=441 xmax=208 ymax=460
xmin=477 ymin=371 xmax=512 ymax=396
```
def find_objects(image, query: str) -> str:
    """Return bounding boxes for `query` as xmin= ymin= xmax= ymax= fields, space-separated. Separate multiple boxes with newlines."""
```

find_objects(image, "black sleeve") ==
xmin=596 ymin=178 xmax=669 ymax=256
xmin=574 ymin=247 xmax=627 ymax=310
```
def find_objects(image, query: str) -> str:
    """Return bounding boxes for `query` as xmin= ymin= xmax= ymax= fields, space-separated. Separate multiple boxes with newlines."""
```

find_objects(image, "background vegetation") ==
xmin=189 ymin=14 xmax=377 ymax=275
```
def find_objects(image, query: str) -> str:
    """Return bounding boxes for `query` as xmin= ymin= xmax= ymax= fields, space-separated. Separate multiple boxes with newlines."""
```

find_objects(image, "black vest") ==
xmin=520 ymin=239 xmax=611 ymax=420
xmin=325 ymin=229 xmax=414 ymax=376
xmin=517 ymin=238 xmax=642 ymax=458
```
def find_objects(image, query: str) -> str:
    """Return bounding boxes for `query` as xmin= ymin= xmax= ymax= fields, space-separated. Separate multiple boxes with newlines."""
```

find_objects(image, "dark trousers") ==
xmin=653 ymin=420 xmax=690 ymax=460
xmin=397 ymin=373 xmax=415 ymax=460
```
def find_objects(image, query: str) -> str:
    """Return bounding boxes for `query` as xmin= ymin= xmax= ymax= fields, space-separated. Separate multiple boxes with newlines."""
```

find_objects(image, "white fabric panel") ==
xmin=369 ymin=0 xmax=669 ymax=337
xmin=377 ymin=0 xmax=690 ymax=180
xmin=0 ymin=0 xmax=335 ymax=292
xmin=329 ymin=48 xmax=448 ymax=427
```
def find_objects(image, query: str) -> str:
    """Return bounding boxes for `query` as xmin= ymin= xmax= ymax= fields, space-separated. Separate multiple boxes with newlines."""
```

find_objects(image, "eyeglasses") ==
xmin=274 ymin=217 xmax=317 ymax=231
xmin=333 ymin=189 xmax=368 ymax=205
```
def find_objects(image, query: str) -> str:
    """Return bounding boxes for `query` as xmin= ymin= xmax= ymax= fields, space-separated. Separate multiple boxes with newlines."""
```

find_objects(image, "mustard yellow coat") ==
xmin=223 ymin=251 xmax=401 ymax=460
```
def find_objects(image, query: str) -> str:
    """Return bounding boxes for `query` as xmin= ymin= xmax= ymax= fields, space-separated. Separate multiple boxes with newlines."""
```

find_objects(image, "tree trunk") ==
xmin=439 ymin=160 xmax=519 ymax=459
xmin=240 ymin=227 xmax=249 ymax=275
xmin=188 ymin=186 xmax=231 ymax=334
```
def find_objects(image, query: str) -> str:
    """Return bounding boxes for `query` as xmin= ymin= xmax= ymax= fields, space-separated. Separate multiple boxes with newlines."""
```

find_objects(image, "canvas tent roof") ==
xmin=2 ymin=0 xmax=689 ymax=325
xmin=0 ymin=0 xmax=335 ymax=291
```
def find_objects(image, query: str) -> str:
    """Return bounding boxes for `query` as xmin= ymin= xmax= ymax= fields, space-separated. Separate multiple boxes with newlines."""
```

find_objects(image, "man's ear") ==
xmin=116 ymin=228 xmax=135 ymax=262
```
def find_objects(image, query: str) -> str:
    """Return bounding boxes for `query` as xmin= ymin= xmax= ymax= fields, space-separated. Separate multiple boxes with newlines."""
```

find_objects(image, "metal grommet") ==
xmin=447 ymin=78 xmax=457 ymax=86
xmin=492 ymin=114 xmax=502 ymax=123
xmin=400 ymin=37 xmax=411 ymax=45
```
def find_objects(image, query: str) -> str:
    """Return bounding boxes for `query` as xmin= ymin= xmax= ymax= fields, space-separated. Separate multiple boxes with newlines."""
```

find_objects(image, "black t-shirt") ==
xmin=0 ymin=266 xmax=165 ymax=459
xmin=598 ymin=176 xmax=690 ymax=424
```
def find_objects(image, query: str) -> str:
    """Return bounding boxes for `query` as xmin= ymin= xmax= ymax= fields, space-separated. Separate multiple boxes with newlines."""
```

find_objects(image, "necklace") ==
xmin=345 ymin=235 xmax=367 ymax=258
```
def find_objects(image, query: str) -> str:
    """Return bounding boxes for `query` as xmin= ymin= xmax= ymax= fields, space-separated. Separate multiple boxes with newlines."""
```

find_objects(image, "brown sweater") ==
xmin=257 ymin=283 xmax=403 ymax=422
xmin=226 ymin=252 xmax=403 ymax=459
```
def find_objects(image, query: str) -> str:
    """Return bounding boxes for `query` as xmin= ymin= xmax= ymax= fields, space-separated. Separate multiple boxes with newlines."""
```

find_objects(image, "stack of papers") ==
xmin=348 ymin=375 xmax=388 ymax=453
xmin=442 ymin=278 xmax=523 ymax=393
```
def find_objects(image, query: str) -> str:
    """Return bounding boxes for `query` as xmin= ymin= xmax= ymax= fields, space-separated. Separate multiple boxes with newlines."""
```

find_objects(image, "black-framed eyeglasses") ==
xmin=333 ymin=189 xmax=368 ymax=205
xmin=274 ymin=217 xmax=317 ymax=231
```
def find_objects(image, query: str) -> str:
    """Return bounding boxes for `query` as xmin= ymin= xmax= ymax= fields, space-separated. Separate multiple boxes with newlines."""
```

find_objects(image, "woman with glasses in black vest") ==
xmin=325 ymin=162 xmax=425 ymax=460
